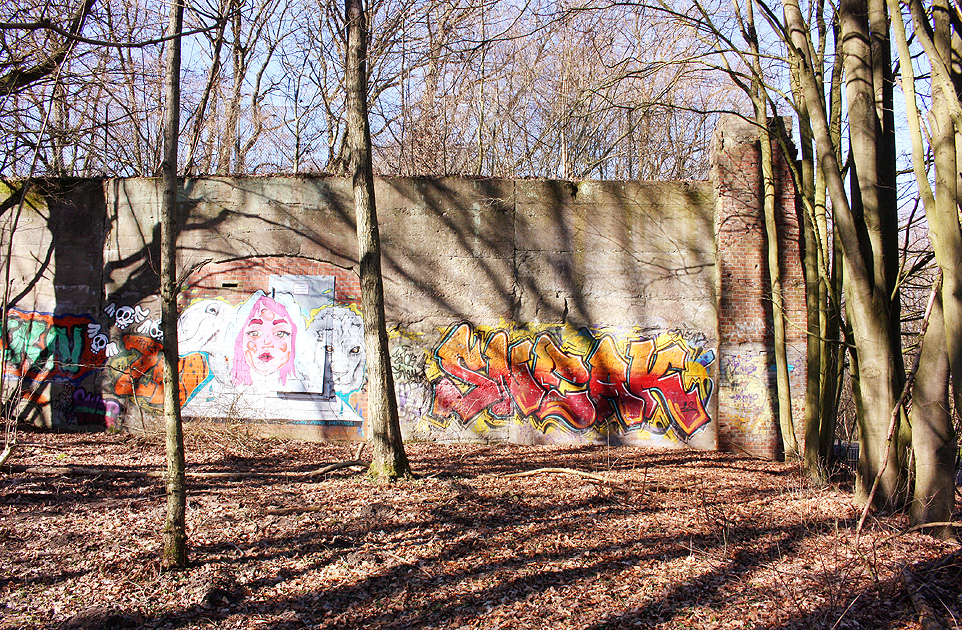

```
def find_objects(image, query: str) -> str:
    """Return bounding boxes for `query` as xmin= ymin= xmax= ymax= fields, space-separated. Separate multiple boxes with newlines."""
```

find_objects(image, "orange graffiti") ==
xmin=107 ymin=335 xmax=211 ymax=407
xmin=429 ymin=323 xmax=714 ymax=441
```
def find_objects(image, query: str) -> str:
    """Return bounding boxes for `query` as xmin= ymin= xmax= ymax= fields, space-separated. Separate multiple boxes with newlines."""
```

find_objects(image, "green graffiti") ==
xmin=4 ymin=317 xmax=53 ymax=371
xmin=46 ymin=325 xmax=83 ymax=374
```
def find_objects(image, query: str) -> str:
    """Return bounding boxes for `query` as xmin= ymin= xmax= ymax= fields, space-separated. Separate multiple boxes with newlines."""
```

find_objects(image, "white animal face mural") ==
xmin=308 ymin=307 xmax=365 ymax=395
xmin=178 ymin=299 xmax=235 ymax=353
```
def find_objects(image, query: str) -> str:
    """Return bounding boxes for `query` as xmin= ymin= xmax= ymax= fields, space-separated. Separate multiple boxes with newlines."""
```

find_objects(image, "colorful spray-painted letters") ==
xmin=428 ymin=323 xmax=715 ymax=442
xmin=1 ymin=310 xmax=104 ymax=383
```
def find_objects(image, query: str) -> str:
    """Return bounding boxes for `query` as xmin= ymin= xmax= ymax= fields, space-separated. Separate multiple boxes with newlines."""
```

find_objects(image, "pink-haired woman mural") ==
xmin=232 ymin=295 xmax=298 ymax=386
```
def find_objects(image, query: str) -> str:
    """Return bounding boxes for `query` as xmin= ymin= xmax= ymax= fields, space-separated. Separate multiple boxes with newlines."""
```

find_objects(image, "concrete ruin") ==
xmin=1 ymin=116 xmax=806 ymax=459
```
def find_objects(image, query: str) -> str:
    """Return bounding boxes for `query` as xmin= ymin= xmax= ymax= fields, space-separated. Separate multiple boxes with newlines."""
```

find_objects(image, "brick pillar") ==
xmin=712 ymin=116 xmax=807 ymax=460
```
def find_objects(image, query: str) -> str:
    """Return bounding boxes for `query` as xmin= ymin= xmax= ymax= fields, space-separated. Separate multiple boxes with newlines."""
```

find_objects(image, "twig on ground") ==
xmin=0 ymin=442 xmax=13 ymax=467
xmin=500 ymin=467 xmax=627 ymax=489
xmin=265 ymin=505 xmax=342 ymax=515
xmin=902 ymin=567 xmax=943 ymax=630
xmin=459 ymin=445 xmax=491 ymax=461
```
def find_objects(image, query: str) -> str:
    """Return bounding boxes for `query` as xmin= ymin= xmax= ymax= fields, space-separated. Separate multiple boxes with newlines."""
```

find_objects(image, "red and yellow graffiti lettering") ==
xmin=428 ymin=323 xmax=715 ymax=442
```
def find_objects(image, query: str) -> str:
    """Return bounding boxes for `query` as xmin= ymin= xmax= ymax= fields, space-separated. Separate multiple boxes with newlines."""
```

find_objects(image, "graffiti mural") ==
xmin=391 ymin=342 xmax=431 ymax=431
xmin=1 ymin=309 xmax=105 ymax=384
xmin=105 ymin=334 xmax=212 ymax=408
xmin=0 ymin=309 xmax=125 ymax=426
xmin=165 ymin=280 xmax=367 ymax=428
xmin=426 ymin=323 xmax=715 ymax=442
xmin=1 ymin=273 xmax=368 ymax=430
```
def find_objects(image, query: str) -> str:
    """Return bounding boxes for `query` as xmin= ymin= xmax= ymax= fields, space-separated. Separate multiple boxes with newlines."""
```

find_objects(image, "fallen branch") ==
xmin=459 ymin=445 xmax=492 ymax=461
xmin=901 ymin=568 xmax=942 ymax=630
xmin=265 ymin=506 xmax=323 ymax=515
xmin=6 ymin=465 xmax=164 ymax=478
xmin=501 ymin=467 xmax=627 ymax=489
xmin=265 ymin=503 xmax=356 ymax=515
xmin=3 ymin=460 xmax=370 ymax=479
xmin=305 ymin=460 xmax=369 ymax=477
xmin=902 ymin=521 xmax=962 ymax=536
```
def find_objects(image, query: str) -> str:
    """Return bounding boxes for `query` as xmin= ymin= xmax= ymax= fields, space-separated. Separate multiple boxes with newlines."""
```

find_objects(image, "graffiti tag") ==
xmin=1 ymin=310 xmax=104 ymax=383
xmin=428 ymin=323 xmax=714 ymax=441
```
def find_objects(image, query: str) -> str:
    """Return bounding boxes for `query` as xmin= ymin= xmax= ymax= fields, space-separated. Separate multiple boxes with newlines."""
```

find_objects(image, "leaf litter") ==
xmin=0 ymin=427 xmax=959 ymax=630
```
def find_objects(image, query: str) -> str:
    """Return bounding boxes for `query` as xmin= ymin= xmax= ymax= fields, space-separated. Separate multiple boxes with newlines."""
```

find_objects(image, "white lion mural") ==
xmin=308 ymin=307 xmax=365 ymax=396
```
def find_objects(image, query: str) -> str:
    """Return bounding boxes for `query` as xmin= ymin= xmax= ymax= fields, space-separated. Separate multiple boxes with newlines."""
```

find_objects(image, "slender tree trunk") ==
xmin=783 ymin=0 xmax=906 ymax=509
xmin=344 ymin=0 xmax=411 ymax=482
xmin=797 ymin=80 xmax=830 ymax=476
xmin=160 ymin=0 xmax=187 ymax=569
xmin=929 ymin=0 xmax=962 ymax=418
xmin=840 ymin=0 xmax=907 ymax=508
xmin=818 ymin=24 xmax=846 ymax=469
xmin=762 ymin=119 xmax=798 ymax=459
xmin=743 ymin=0 xmax=797 ymax=458
xmin=184 ymin=0 xmax=229 ymax=176
xmin=219 ymin=3 xmax=242 ymax=174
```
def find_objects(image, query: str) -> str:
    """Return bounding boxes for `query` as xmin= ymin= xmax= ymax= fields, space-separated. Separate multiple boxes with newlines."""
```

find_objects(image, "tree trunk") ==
xmin=742 ymin=0 xmax=796 ymax=459
xmin=160 ymin=0 xmax=187 ymax=569
xmin=783 ymin=0 xmax=906 ymax=509
xmin=762 ymin=119 xmax=798 ymax=459
xmin=888 ymin=0 xmax=959 ymax=534
xmin=928 ymin=0 xmax=962 ymax=420
xmin=344 ymin=0 xmax=411 ymax=482
xmin=909 ymin=291 xmax=956 ymax=539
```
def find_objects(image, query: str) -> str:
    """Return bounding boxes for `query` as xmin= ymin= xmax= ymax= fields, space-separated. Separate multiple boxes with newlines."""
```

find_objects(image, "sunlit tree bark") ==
xmin=160 ymin=0 xmax=186 ymax=569
xmin=344 ymin=0 xmax=411 ymax=482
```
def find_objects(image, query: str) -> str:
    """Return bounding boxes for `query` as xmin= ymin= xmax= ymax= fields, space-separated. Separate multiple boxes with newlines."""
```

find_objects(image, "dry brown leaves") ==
xmin=1 ymin=427 xmax=960 ymax=630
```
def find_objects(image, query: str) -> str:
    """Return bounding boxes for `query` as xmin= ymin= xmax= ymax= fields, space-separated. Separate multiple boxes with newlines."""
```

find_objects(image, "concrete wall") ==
xmin=0 ymin=117 xmax=805 ymax=457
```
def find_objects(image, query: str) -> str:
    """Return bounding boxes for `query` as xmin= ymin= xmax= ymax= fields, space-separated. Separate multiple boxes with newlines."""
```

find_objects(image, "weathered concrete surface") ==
xmin=0 ymin=176 xmax=719 ymax=449
xmin=1 ymin=118 xmax=807 ymax=457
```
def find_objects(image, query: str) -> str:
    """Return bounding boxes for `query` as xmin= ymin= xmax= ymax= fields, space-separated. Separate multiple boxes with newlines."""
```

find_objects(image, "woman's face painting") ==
xmin=243 ymin=307 xmax=293 ymax=375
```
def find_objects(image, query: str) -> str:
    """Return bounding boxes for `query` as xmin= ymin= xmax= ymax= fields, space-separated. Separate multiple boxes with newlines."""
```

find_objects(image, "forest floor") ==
xmin=0 ymin=426 xmax=960 ymax=630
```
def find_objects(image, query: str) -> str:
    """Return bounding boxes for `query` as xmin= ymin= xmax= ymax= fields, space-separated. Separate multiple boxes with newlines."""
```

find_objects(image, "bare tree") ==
xmin=890 ymin=0 xmax=960 ymax=537
xmin=344 ymin=0 xmax=410 ymax=481
xmin=159 ymin=0 xmax=187 ymax=569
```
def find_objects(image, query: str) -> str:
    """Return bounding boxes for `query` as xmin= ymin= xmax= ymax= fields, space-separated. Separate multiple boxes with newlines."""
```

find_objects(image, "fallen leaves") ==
xmin=0 ymin=429 xmax=959 ymax=630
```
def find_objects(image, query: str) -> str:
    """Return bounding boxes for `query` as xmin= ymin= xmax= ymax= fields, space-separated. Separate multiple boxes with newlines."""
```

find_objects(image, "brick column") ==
xmin=712 ymin=116 xmax=807 ymax=460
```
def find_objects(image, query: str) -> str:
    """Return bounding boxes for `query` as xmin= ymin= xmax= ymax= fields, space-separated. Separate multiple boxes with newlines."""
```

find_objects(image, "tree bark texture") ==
xmin=160 ymin=0 xmax=187 ymax=569
xmin=783 ymin=0 xmax=906 ymax=509
xmin=344 ymin=0 xmax=411 ymax=482
xmin=908 ymin=291 xmax=957 ymax=539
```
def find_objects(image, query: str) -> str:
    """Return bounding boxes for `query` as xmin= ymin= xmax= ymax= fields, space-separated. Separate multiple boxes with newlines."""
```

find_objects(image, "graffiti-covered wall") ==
xmin=0 ymin=117 xmax=806 ymax=457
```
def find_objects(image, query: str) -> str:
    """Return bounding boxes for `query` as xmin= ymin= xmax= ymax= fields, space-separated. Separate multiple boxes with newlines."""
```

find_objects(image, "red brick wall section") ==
xmin=713 ymin=116 xmax=808 ymax=460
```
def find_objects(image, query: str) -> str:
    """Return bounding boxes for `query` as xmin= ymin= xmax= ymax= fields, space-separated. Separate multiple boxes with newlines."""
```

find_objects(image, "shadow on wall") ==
xmin=1 ymin=180 xmax=115 ymax=429
xmin=3 ymin=175 xmax=723 ymax=449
